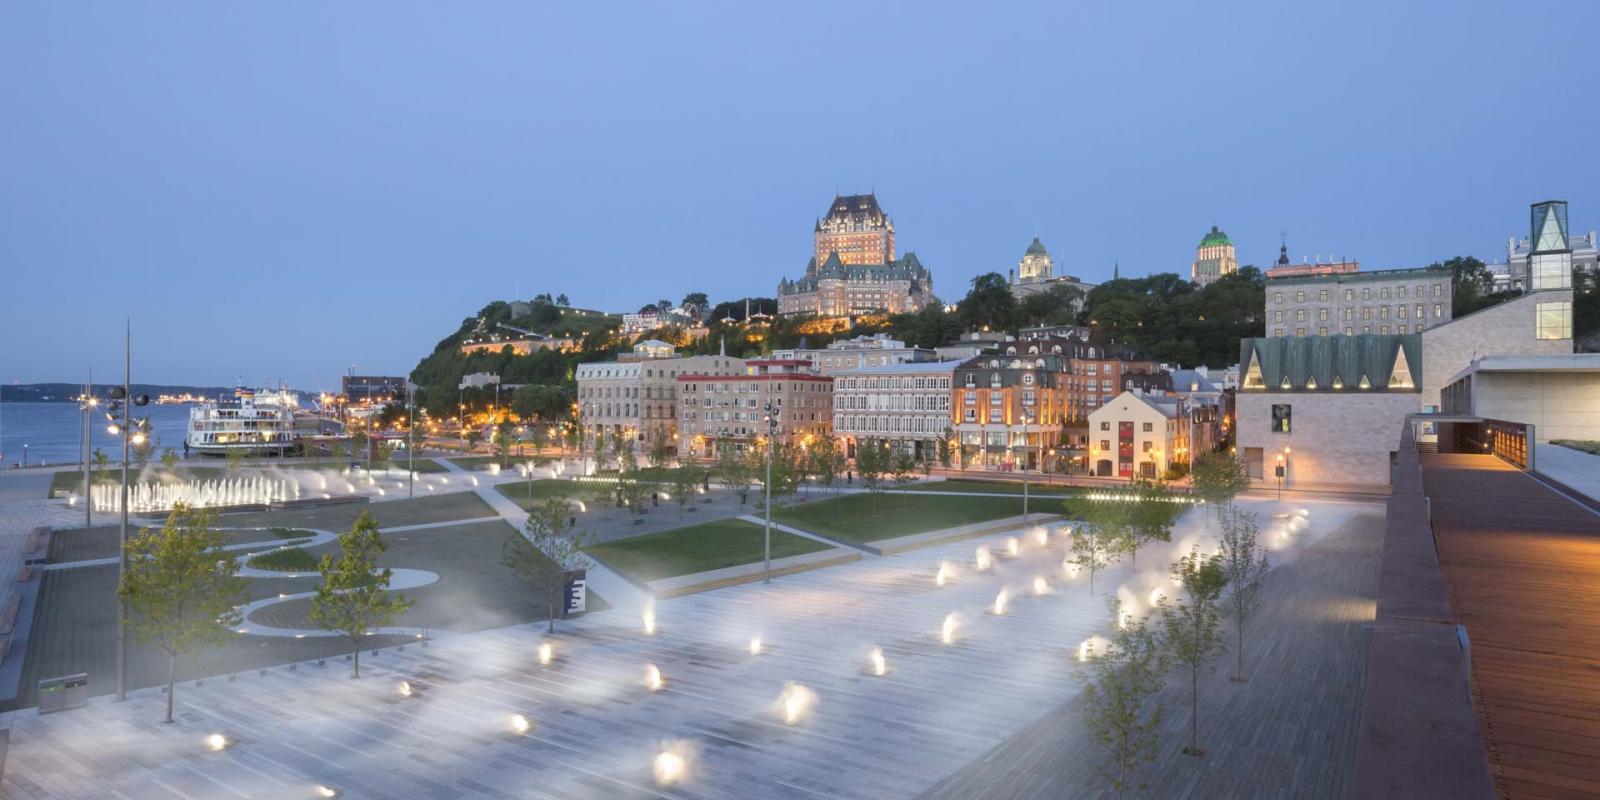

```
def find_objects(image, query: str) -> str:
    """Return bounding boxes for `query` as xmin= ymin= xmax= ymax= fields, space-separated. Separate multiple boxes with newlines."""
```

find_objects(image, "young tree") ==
xmin=92 ymin=447 xmax=110 ymax=478
xmin=310 ymin=511 xmax=413 ymax=678
xmin=504 ymin=497 xmax=593 ymax=634
xmin=716 ymin=442 xmax=755 ymax=505
xmin=494 ymin=419 xmax=515 ymax=466
xmin=1217 ymin=503 xmax=1270 ymax=682
xmin=854 ymin=439 xmax=890 ymax=514
xmin=808 ymin=436 xmax=841 ymax=494
xmin=1190 ymin=451 xmax=1251 ymax=527
xmin=646 ymin=427 xmax=673 ymax=469
xmin=372 ymin=441 xmax=393 ymax=470
xmin=158 ymin=447 xmax=179 ymax=471
xmin=1068 ymin=498 xmax=1133 ymax=595
xmin=937 ymin=427 xmax=956 ymax=469
xmin=671 ymin=466 xmax=698 ymax=514
xmin=465 ymin=427 xmax=484 ymax=453
xmin=225 ymin=446 xmax=246 ymax=472
xmin=118 ymin=503 xmax=247 ymax=723
xmin=1127 ymin=479 xmax=1179 ymax=565
xmin=1080 ymin=597 xmax=1167 ymax=799
xmin=890 ymin=450 xmax=919 ymax=509
xmin=616 ymin=453 xmax=650 ymax=512
xmin=1161 ymin=545 xmax=1230 ymax=756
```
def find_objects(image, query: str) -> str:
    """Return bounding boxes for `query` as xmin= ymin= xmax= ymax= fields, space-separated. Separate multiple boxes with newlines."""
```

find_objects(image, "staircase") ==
xmin=1415 ymin=441 xmax=1439 ymax=454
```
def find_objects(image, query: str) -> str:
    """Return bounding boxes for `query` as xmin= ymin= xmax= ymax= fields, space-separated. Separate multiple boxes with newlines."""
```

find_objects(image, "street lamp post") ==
xmin=406 ymin=384 xmax=416 ymax=499
xmin=79 ymin=376 xmax=95 ymax=528
xmin=1020 ymin=411 xmax=1031 ymax=521
xmin=117 ymin=320 xmax=131 ymax=702
xmin=762 ymin=402 xmax=779 ymax=585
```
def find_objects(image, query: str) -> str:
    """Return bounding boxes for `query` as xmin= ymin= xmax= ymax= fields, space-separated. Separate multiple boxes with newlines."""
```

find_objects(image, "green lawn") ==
xmin=496 ymin=479 xmax=597 ymax=509
xmin=774 ymin=492 xmax=1045 ymax=544
xmin=887 ymin=479 xmax=1084 ymax=497
xmin=247 ymin=546 xmax=321 ymax=572
xmin=381 ymin=457 xmax=446 ymax=473
xmin=445 ymin=455 xmax=551 ymax=471
xmin=584 ymin=518 xmax=831 ymax=582
xmin=1554 ymin=440 xmax=1600 ymax=456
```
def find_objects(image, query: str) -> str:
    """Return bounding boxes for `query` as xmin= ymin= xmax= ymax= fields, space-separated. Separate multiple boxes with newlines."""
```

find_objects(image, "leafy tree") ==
xmin=1067 ymin=498 xmax=1133 ymax=595
xmin=373 ymin=440 xmax=393 ymax=470
xmin=1018 ymin=283 xmax=1085 ymax=327
xmin=1081 ymin=597 xmax=1167 ymax=799
xmin=504 ymin=497 xmax=592 ymax=633
xmin=92 ymin=447 xmax=109 ymax=477
xmin=957 ymin=272 xmax=1020 ymax=332
xmin=890 ymin=450 xmax=919 ymax=508
xmin=1162 ymin=545 xmax=1230 ymax=756
xmin=646 ymin=427 xmax=672 ymax=469
xmin=225 ymin=446 xmax=246 ymax=472
xmin=808 ymin=435 xmax=842 ymax=494
xmin=310 ymin=511 xmax=414 ymax=678
xmin=556 ymin=293 xmax=569 ymax=306
xmin=1216 ymin=503 xmax=1270 ymax=682
xmin=1190 ymin=451 xmax=1250 ymax=526
xmin=1127 ymin=478 xmax=1179 ymax=565
xmin=159 ymin=447 xmax=179 ymax=471
xmin=1435 ymin=255 xmax=1498 ymax=317
xmin=118 ymin=503 xmax=247 ymax=723
xmin=465 ymin=427 xmax=484 ymax=453
xmin=716 ymin=442 xmax=756 ymax=504
xmin=854 ymin=439 xmax=891 ymax=514
xmin=494 ymin=419 xmax=515 ymax=466
xmin=616 ymin=452 xmax=650 ymax=512
xmin=681 ymin=292 xmax=710 ymax=321
xmin=671 ymin=467 xmax=698 ymax=513
xmin=937 ymin=427 xmax=956 ymax=469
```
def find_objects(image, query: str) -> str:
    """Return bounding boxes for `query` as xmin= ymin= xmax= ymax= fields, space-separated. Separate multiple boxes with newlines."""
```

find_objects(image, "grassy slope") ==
xmin=584 ymin=517 xmax=830 ymax=582
xmin=773 ymin=492 xmax=1046 ymax=544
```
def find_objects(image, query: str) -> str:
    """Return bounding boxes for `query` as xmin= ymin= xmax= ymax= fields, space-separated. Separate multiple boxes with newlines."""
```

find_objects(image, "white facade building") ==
xmin=832 ymin=361 xmax=960 ymax=459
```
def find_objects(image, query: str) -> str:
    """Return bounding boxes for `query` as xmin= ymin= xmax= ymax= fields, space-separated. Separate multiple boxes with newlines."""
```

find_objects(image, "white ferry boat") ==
xmin=186 ymin=388 xmax=299 ymax=456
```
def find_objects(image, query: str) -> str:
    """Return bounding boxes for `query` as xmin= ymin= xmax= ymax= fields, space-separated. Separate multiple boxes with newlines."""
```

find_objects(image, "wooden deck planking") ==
xmin=1421 ymin=453 xmax=1600 ymax=800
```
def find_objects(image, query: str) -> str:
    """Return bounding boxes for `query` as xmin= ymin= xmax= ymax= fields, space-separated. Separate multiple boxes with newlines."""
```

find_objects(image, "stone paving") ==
xmin=0 ymin=496 xmax=1377 ymax=799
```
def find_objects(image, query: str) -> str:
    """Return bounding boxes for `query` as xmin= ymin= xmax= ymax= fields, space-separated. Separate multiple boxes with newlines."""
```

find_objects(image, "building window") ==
xmin=1318 ymin=289 xmax=1329 ymax=301
xmin=1100 ymin=421 xmax=1110 ymax=431
xmin=1274 ymin=291 xmax=1283 ymax=304
xmin=1274 ymin=310 xmax=1283 ymax=323
xmin=1398 ymin=286 xmax=1407 ymax=299
xmin=1381 ymin=287 xmax=1391 ymax=299
xmin=1142 ymin=422 xmax=1153 ymax=432
xmin=1318 ymin=308 xmax=1328 ymax=321
xmin=1273 ymin=328 xmax=1283 ymax=337
xmin=1100 ymin=439 xmax=1110 ymax=450
xmin=1432 ymin=303 xmax=1442 ymax=319
xmin=1271 ymin=404 xmax=1292 ymax=434
xmin=1536 ymin=301 xmax=1572 ymax=339
xmin=1345 ymin=289 xmax=1354 ymax=301
xmin=1142 ymin=440 xmax=1153 ymax=452
xmin=1295 ymin=291 xmax=1305 ymax=302
xmin=1318 ymin=326 xmax=1328 ymax=336
xmin=1296 ymin=309 xmax=1306 ymax=322
xmin=1362 ymin=287 xmax=1371 ymax=300
xmin=1296 ymin=328 xmax=1305 ymax=337
xmin=1344 ymin=326 xmax=1353 ymax=335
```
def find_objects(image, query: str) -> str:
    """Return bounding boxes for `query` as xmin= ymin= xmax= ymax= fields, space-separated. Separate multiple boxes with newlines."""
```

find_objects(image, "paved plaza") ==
xmin=0 ymin=496 xmax=1380 ymax=799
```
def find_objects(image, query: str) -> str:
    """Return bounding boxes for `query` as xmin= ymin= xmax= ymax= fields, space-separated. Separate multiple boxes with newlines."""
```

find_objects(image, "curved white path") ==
xmin=231 ymin=567 xmax=441 ymax=638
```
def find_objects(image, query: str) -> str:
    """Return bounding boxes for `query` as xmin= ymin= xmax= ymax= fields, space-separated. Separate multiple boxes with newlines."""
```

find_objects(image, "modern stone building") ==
xmin=777 ymin=194 xmax=935 ymax=316
xmin=832 ymin=361 xmax=961 ymax=459
xmin=1191 ymin=225 xmax=1238 ymax=286
xmin=675 ymin=359 xmax=833 ymax=455
xmin=1007 ymin=237 xmax=1095 ymax=306
xmin=1265 ymin=265 xmax=1452 ymax=338
xmin=1441 ymin=354 xmax=1600 ymax=442
xmin=1086 ymin=391 xmax=1191 ymax=479
xmin=1498 ymin=202 xmax=1598 ymax=293
xmin=1236 ymin=334 xmax=1422 ymax=489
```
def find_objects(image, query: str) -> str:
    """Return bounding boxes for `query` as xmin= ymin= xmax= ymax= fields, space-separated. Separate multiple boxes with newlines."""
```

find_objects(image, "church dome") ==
xmin=1024 ymin=237 xmax=1049 ymax=256
xmin=1198 ymin=226 xmax=1232 ymax=248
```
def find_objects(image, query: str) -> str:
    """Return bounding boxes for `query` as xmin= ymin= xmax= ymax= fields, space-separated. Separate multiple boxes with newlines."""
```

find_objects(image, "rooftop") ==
xmin=1198 ymin=225 xmax=1232 ymax=248
xmin=834 ymin=360 xmax=966 ymax=376
xmin=1265 ymin=263 xmax=1450 ymax=286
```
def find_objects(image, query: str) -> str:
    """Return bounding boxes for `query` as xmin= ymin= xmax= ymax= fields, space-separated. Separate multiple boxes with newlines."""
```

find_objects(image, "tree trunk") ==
xmin=1188 ymin=669 xmax=1200 ymax=754
xmin=548 ymin=584 xmax=558 ymax=634
xmin=165 ymin=652 xmax=177 ymax=723
xmin=353 ymin=638 xmax=361 ymax=678
xmin=1235 ymin=625 xmax=1247 ymax=682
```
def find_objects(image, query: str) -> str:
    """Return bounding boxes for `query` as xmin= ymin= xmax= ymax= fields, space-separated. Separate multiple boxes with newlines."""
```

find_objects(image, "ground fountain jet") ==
xmin=537 ymin=642 xmax=553 ymax=665
xmin=992 ymin=588 xmax=1011 ymax=615
xmin=936 ymin=561 xmax=956 ymax=586
xmin=777 ymin=682 xmax=816 ymax=725
xmin=974 ymin=546 xmax=993 ymax=571
xmin=941 ymin=612 xmax=961 ymax=644
xmin=869 ymin=647 xmax=887 ymax=676
xmin=645 ymin=663 xmax=664 ymax=691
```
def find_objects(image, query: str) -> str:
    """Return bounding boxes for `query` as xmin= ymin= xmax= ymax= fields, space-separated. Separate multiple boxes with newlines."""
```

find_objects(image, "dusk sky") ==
xmin=4 ymin=1 xmax=1598 ymax=388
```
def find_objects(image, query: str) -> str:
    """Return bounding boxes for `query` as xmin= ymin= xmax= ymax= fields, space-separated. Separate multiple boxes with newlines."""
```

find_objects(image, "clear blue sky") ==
xmin=4 ymin=1 xmax=1597 ymax=388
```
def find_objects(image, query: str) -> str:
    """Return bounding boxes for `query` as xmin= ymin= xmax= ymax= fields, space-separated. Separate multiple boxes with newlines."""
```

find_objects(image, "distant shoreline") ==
xmin=2 ymin=384 xmax=314 ymax=403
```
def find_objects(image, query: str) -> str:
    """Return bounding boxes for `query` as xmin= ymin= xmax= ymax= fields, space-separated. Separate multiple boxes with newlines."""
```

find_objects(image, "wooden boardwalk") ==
xmin=1421 ymin=454 xmax=1600 ymax=800
xmin=920 ymin=511 xmax=1383 ymax=800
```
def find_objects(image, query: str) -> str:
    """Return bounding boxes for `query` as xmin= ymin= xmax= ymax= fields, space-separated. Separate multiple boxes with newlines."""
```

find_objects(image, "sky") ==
xmin=3 ymin=1 xmax=1599 ymax=389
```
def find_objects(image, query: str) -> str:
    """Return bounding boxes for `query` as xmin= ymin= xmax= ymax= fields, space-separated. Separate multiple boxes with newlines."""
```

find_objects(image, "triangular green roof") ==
xmin=1238 ymin=334 xmax=1421 ymax=392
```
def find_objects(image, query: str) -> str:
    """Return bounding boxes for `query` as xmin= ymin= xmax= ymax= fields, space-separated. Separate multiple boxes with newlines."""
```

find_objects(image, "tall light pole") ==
xmin=762 ymin=401 xmax=779 ymax=585
xmin=79 ymin=372 xmax=96 ymax=528
xmin=117 ymin=320 xmax=131 ymax=703
xmin=406 ymin=382 xmax=417 ymax=498
xmin=1021 ymin=410 xmax=1031 ymax=520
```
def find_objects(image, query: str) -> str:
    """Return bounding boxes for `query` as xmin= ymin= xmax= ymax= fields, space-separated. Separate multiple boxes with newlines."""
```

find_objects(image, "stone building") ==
xmin=831 ymin=361 xmax=960 ymax=459
xmin=952 ymin=354 xmax=1072 ymax=471
xmin=676 ymin=359 xmax=833 ymax=456
xmin=1086 ymin=391 xmax=1191 ymax=479
xmin=575 ymin=345 xmax=744 ymax=449
xmin=777 ymin=194 xmax=935 ymax=316
xmin=1008 ymin=237 xmax=1095 ymax=305
xmin=771 ymin=333 xmax=934 ymax=373
xmin=1265 ymin=265 xmax=1452 ymax=338
xmin=1236 ymin=334 xmax=1422 ymax=489
xmin=1191 ymin=226 xmax=1238 ymax=286
xmin=1264 ymin=240 xmax=1361 ymax=279
xmin=1498 ymin=200 xmax=1598 ymax=293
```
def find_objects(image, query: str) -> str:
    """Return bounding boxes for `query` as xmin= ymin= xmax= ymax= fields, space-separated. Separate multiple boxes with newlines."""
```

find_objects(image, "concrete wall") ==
xmin=1420 ymin=289 xmax=1573 ymax=411
xmin=1472 ymin=371 xmax=1600 ymax=441
xmin=1237 ymin=391 xmax=1418 ymax=488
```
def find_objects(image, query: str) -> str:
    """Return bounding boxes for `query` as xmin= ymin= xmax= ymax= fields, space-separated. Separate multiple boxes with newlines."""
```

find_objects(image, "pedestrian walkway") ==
xmin=1533 ymin=441 xmax=1600 ymax=509
xmin=921 ymin=510 xmax=1383 ymax=800
xmin=1421 ymin=453 xmax=1600 ymax=800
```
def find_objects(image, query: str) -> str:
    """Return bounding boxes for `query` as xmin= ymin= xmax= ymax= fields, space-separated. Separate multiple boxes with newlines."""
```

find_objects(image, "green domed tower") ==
xmin=1192 ymin=225 xmax=1238 ymax=286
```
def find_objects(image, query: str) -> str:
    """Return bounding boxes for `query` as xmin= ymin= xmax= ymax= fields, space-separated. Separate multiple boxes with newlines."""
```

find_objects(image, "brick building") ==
xmin=676 ymin=359 xmax=833 ymax=456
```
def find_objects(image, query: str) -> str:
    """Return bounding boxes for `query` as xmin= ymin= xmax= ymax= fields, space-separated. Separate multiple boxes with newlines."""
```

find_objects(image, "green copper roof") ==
xmin=1025 ymin=237 xmax=1048 ymax=256
xmin=1198 ymin=225 xmax=1231 ymax=248
xmin=1239 ymin=334 xmax=1421 ymax=392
